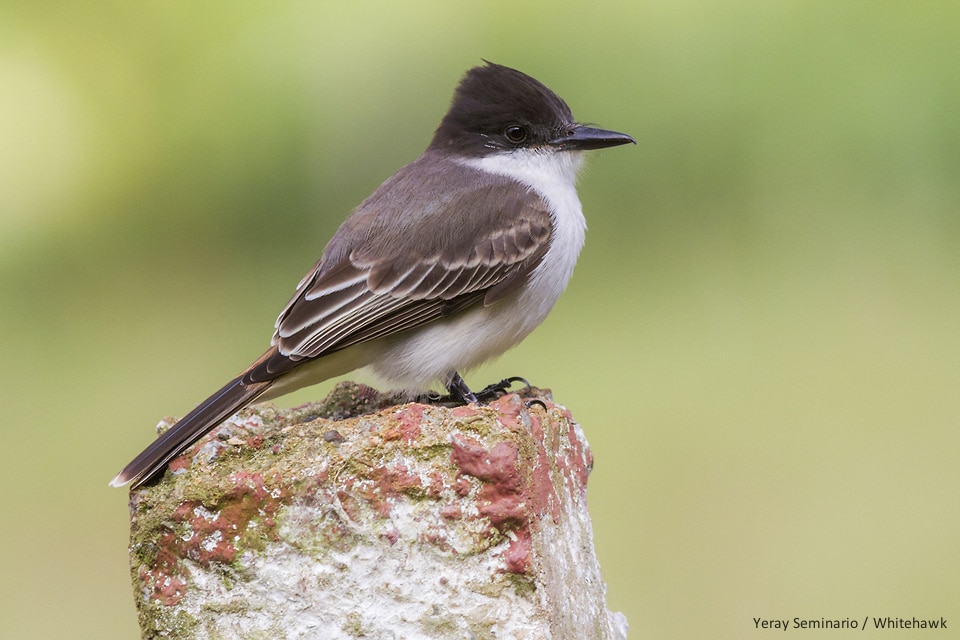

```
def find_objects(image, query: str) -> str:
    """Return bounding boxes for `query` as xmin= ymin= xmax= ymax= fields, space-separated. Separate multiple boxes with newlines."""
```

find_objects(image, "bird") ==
xmin=110 ymin=61 xmax=634 ymax=489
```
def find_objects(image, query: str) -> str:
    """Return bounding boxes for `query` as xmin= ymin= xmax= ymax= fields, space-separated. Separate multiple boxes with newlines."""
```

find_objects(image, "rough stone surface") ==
xmin=125 ymin=381 xmax=628 ymax=639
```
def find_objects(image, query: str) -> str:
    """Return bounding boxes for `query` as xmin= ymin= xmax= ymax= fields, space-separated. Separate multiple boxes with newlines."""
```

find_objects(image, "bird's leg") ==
xmin=447 ymin=372 xmax=479 ymax=404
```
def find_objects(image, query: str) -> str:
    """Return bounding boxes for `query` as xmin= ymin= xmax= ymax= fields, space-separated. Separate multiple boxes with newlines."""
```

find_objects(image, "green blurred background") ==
xmin=2 ymin=2 xmax=958 ymax=638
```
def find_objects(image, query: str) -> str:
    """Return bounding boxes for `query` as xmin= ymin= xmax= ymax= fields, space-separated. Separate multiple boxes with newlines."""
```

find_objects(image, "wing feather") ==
xmin=247 ymin=155 xmax=554 ymax=383
xmin=278 ymin=280 xmax=368 ymax=337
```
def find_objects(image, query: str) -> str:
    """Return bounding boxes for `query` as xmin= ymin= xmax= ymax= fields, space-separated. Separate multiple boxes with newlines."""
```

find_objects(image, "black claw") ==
xmin=422 ymin=373 xmax=539 ymax=407
xmin=475 ymin=376 xmax=531 ymax=401
xmin=525 ymin=399 xmax=548 ymax=410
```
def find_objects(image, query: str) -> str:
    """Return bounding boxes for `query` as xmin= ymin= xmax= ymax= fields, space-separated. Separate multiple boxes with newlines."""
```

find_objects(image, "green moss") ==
xmin=465 ymin=619 xmax=498 ymax=640
xmin=138 ymin=602 xmax=199 ymax=640
xmin=418 ymin=606 xmax=463 ymax=634
xmin=506 ymin=571 xmax=537 ymax=598
xmin=243 ymin=627 xmax=290 ymax=640
xmin=199 ymin=618 xmax=286 ymax=640
xmin=200 ymin=598 xmax=254 ymax=615
xmin=343 ymin=611 xmax=367 ymax=637
xmin=450 ymin=412 xmax=498 ymax=437
xmin=405 ymin=442 xmax=454 ymax=462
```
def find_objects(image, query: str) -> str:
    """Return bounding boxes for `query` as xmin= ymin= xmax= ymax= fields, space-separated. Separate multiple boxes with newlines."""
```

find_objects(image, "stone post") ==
xmin=125 ymin=382 xmax=628 ymax=639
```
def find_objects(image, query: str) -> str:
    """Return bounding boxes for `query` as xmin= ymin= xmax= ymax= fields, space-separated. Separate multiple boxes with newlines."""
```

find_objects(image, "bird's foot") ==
xmin=474 ymin=376 xmax=532 ymax=402
xmin=421 ymin=373 xmax=535 ymax=406
xmin=478 ymin=376 xmax=547 ymax=410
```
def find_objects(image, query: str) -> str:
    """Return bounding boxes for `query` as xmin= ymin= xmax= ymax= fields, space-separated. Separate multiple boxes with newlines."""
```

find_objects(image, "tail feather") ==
xmin=110 ymin=375 xmax=272 ymax=489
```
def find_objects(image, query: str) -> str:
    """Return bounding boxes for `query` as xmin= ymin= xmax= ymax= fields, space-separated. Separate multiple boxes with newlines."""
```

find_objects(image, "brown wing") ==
xmin=244 ymin=158 xmax=552 ymax=383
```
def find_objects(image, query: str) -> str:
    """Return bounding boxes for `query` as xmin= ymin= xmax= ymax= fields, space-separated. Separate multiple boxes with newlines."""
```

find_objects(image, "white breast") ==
xmin=462 ymin=148 xmax=587 ymax=313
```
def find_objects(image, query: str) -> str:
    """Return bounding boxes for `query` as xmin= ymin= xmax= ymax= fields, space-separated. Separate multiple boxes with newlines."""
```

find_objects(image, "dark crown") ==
xmin=429 ymin=62 xmax=575 ymax=155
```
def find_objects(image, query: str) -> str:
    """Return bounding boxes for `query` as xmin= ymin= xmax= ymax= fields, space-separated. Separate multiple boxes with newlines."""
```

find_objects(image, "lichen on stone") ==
xmin=124 ymin=380 xmax=624 ymax=639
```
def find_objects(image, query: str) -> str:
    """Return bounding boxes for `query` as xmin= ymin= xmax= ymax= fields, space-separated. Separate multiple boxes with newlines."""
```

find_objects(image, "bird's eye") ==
xmin=503 ymin=125 xmax=527 ymax=144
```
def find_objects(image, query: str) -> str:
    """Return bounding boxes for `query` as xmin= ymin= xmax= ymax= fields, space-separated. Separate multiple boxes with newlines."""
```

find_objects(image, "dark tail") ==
xmin=110 ymin=375 xmax=272 ymax=489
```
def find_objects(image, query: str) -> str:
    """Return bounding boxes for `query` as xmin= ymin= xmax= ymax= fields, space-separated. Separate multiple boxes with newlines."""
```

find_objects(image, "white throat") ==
xmin=459 ymin=148 xmax=587 ymax=287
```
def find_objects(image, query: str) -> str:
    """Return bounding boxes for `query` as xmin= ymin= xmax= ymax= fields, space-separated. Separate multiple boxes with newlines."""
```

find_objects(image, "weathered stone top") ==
xmin=125 ymin=381 xmax=625 ymax=639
